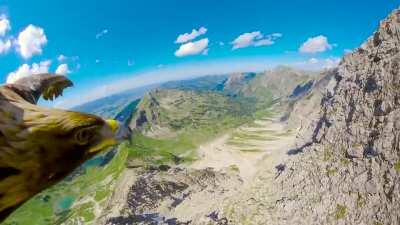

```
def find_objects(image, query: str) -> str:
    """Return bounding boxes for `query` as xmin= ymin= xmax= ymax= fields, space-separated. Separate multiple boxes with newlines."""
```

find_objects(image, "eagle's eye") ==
xmin=74 ymin=127 xmax=95 ymax=145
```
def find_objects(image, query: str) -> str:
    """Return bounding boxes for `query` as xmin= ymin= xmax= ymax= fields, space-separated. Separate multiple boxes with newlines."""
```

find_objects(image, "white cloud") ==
xmin=231 ymin=31 xmax=281 ymax=50
xmin=175 ymin=27 xmax=207 ymax=44
xmin=324 ymin=57 xmax=341 ymax=69
xmin=17 ymin=24 xmax=47 ymax=59
xmin=175 ymin=38 xmax=209 ymax=57
xmin=7 ymin=60 xmax=51 ymax=83
xmin=308 ymin=57 xmax=319 ymax=64
xmin=253 ymin=38 xmax=274 ymax=46
xmin=0 ymin=15 xmax=11 ymax=37
xmin=271 ymin=33 xmax=283 ymax=38
xmin=299 ymin=35 xmax=332 ymax=53
xmin=294 ymin=56 xmax=340 ymax=70
xmin=344 ymin=49 xmax=353 ymax=54
xmin=96 ymin=29 xmax=108 ymax=39
xmin=57 ymin=54 xmax=67 ymax=62
xmin=0 ymin=39 xmax=11 ymax=54
xmin=55 ymin=63 xmax=69 ymax=75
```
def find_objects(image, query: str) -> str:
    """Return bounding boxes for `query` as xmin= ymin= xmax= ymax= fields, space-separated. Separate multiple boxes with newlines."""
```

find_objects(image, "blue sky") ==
xmin=0 ymin=0 xmax=397 ymax=107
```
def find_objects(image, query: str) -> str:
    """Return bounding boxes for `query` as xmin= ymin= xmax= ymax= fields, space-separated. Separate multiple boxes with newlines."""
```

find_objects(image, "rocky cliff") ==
xmin=270 ymin=8 xmax=400 ymax=225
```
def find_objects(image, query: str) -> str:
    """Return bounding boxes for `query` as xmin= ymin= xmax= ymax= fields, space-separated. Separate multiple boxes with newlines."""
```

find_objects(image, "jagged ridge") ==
xmin=271 ymin=8 xmax=400 ymax=225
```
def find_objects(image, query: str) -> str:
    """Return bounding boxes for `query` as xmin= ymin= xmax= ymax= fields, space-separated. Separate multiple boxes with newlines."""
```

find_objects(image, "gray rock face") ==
xmin=270 ymin=8 xmax=400 ymax=225
xmin=100 ymin=167 xmax=242 ymax=225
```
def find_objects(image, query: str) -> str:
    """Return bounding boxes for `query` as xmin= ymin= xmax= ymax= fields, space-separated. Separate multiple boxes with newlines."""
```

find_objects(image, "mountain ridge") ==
xmin=266 ymin=8 xmax=400 ymax=225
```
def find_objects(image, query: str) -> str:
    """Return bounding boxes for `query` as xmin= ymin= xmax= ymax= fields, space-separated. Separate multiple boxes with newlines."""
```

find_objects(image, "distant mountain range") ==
xmin=72 ymin=84 xmax=159 ymax=119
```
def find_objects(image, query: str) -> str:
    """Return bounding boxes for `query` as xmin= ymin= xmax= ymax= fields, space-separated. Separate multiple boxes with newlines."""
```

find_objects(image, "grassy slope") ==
xmin=123 ymin=67 xmax=315 ymax=167
xmin=127 ymin=113 xmax=262 ymax=166
xmin=125 ymin=88 xmax=275 ymax=166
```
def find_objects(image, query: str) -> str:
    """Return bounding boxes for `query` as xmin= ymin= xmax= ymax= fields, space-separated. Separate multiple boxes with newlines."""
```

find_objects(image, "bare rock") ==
xmin=267 ymin=8 xmax=400 ymax=225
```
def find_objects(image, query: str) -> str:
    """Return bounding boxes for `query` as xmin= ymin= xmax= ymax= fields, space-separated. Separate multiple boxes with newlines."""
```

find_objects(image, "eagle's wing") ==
xmin=5 ymin=74 xmax=73 ymax=105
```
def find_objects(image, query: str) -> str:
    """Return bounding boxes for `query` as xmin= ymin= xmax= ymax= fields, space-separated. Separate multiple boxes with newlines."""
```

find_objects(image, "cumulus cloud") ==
xmin=17 ymin=24 xmax=47 ymax=59
xmin=231 ymin=31 xmax=282 ymax=50
xmin=299 ymin=35 xmax=332 ymax=53
xmin=0 ymin=15 xmax=12 ymax=55
xmin=55 ymin=63 xmax=69 ymax=75
xmin=271 ymin=33 xmax=283 ymax=38
xmin=295 ymin=57 xmax=340 ymax=70
xmin=0 ymin=15 xmax=11 ymax=37
xmin=96 ymin=29 xmax=108 ymax=39
xmin=175 ymin=38 xmax=209 ymax=57
xmin=324 ymin=57 xmax=341 ymax=69
xmin=175 ymin=27 xmax=207 ymax=44
xmin=57 ymin=54 xmax=67 ymax=62
xmin=308 ymin=57 xmax=319 ymax=64
xmin=344 ymin=49 xmax=353 ymax=54
xmin=6 ymin=60 xmax=51 ymax=83
xmin=0 ymin=39 xmax=11 ymax=54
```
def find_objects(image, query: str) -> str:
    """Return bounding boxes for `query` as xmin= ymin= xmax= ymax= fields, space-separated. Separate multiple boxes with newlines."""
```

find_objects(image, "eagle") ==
xmin=0 ymin=74 xmax=131 ymax=221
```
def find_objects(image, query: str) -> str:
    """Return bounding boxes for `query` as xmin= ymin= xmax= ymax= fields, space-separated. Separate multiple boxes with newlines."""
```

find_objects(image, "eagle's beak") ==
xmin=88 ymin=120 xmax=132 ymax=154
xmin=106 ymin=119 xmax=119 ymax=134
xmin=106 ymin=119 xmax=132 ymax=143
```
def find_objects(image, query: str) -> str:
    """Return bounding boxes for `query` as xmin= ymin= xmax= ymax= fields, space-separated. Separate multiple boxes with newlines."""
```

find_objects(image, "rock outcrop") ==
xmin=270 ymin=8 xmax=400 ymax=225
xmin=99 ymin=167 xmax=242 ymax=225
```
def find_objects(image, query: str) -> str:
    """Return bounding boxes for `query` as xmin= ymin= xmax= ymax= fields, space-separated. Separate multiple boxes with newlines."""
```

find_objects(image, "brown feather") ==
xmin=0 ymin=76 xmax=120 ymax=222
xmin=5 ymin=73 xmax=73 ymax=104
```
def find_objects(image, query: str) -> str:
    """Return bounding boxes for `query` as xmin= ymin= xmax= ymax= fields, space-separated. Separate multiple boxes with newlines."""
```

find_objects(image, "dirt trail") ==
xmin=191 ymin=114 xmax=297 ymax=182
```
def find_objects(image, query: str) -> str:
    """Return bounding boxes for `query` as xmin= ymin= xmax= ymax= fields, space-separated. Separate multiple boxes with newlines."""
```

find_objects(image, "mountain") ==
xmin=72 ymin=84 xmax=159 ymax=119
xmin=123 ymin=67 xmax=322 ymax=166
xmin=268 ymin=8 xmax=400 ymax=225
xmin=160 ymin=75 xmax=229 ymax=92
xmin=222 ymin=72 xmax=257 ymax=95
xmin=91 ymin=67 xmax=327 ymax=224
xmin=0 ymin=64 xmax=350 ymax=224
xmin=230 ymin=66 xmax=317 ymax=99
xmin=129 ymin=67 xmax=318 ymax=135
xmin=72 ymin=75 xmax=229 ymax=119
xmin=3 ymin=67 xmax=331 ymax=224
xmin=130 ymin=89 xmax=256 ymax=135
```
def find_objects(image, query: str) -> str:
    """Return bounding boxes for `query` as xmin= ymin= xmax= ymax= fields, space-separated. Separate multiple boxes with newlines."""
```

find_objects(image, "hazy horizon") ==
xmin=0 ymin=0 xmax=398 ymax=108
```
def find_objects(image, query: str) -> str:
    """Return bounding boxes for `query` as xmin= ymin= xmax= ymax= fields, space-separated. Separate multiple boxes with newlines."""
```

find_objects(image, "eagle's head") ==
xmin=20 ymin=108 xmax=127 ymax=177
xmin=0 ymin=75 xmax=132 ymax=220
